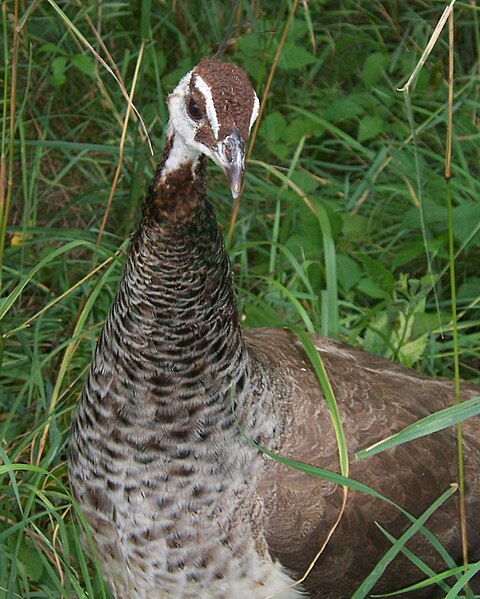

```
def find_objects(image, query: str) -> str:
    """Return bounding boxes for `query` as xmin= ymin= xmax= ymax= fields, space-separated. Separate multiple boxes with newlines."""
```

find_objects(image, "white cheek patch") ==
xmin=249 ymin=92 xmax=260 ymax=132
xmin=168 ymin=70 xmax=195 ymax=139
xmin=193 ymin=74 xmax=219 ymax=140
xmin=163 ymin=70 xmax=205 ymax=177
xmin=162 ymin=125 xmax=200 ymax=176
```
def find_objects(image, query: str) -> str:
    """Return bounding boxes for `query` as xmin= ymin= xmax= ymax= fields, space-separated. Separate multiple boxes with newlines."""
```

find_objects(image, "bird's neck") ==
xmin=117 ymin=126 xmax=249 ymax=414
xmin=142 ymin=127 xmax=206 ymax=223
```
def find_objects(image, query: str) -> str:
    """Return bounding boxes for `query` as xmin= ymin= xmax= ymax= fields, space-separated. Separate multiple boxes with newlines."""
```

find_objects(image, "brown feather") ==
xmin=247 ymin=328 xmax=480 ymax=597
xmin=68 ymin=58 xmax=480 ymax=599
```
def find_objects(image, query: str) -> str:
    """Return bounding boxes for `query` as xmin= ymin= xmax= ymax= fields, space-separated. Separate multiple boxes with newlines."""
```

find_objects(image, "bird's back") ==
xmin=245 ymin=328 xmax=480 ymax=597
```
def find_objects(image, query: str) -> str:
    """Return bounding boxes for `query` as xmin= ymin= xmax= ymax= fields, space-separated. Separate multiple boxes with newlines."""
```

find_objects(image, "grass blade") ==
xmin=357 ymin=396 xmax=480 ymax=460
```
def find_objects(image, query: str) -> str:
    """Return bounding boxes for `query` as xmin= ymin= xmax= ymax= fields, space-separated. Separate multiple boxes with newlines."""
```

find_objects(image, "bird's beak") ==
xmin=226 ymin=160 xmax=244 ymax=200
xmin=213 ymin=128 xmax=246 ymax=199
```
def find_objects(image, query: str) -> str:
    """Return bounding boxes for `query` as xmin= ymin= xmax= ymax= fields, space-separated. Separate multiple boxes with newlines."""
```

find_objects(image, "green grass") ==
xmin=1 ymin=0 xmax=480 ymax=596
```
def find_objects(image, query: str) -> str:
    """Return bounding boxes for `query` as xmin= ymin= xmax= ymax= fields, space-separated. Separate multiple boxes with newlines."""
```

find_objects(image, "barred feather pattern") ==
xmin=68 ymin=57 xmax=480 ymax=599
xmin=68 ymin=162 xmax=302 ymax=597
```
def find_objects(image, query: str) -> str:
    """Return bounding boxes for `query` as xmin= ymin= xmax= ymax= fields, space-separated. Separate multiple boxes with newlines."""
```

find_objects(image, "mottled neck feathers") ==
xmin=143 ymin=137 xmax=207 ymax=224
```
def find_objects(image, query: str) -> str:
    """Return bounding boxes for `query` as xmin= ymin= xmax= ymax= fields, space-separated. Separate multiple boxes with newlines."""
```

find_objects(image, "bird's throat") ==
xmin=143 ymin=131 xmax=207 ymax=223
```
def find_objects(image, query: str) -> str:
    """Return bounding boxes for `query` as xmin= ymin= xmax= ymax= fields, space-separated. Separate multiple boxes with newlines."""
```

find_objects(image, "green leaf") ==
xmin=401 ymin=198 xmax=448 ymax=228
xmin=322 ymin=96 xmax=364 ymax=122
xmin=51 ymin=56 xmax=67 ymax=87
xmin=391 ymin=241 xmax=426 ymax=270
xmin=357 ymin=279 xmax=386 ymax=300
xmin=268 ymin=141 xmax=290 ymax=160
xmin=412 ymin=312 xmax=445 ymax=336
xmin=457 ymin=278 xmax=480 ymax=302
xmin=288 ymin=18 xmax=311 ymax=41
xmin=341 ymin=214 xmax=371 ymax=243
xmin=362 ymin=51 xmax=388 ymax=86
xmin=364 ymin=311 xmax=390 ymax=354
xmin=336 ymin=253 xmax=362 ymax=292
xmin=286 ymin=233 xmax=318 ymax=260
xmin=397 ymin=332 xmax=429 ymax=366
xmin=72 ymin=53 xmax=95 ymax=78
xmin=452 ymin=203 xmax=480 ymax=248
xmin=259 ymin=111 xmax=287 ymax=143
xmin=284 ymin=117 xmax=325 ymax=143
xmin=289 ymin=170 xmax=318 ymax=194
xmin=40 ymin=42 xmax=64 ymax=55
xmin=360 ymin=254 xmax=394 ymax=297
xmin=17 ymin=540 xmax=44 ymax=583
xmin=277 ymin=41 xmax=317 ymax=70
xmin=358 ymin=114 xmax=385 ymax=142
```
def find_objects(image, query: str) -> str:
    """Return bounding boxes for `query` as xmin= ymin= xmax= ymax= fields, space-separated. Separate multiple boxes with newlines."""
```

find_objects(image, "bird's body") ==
xmin=69 ymin=58 xmax=480 ymax=598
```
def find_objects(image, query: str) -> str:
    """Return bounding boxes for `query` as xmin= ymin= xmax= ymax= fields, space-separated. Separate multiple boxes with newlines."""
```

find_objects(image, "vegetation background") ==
xmin=1 ymin=0 xmax=479 ymax=596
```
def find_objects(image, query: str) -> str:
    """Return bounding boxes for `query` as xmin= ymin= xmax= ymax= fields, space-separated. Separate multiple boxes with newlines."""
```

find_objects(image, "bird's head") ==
xmin=167 ymin=58 xmax=259 ymax=199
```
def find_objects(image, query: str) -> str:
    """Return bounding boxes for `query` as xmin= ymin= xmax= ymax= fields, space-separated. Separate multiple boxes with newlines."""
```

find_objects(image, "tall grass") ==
xmin=1 ymin=0 xmax=479 ymax=596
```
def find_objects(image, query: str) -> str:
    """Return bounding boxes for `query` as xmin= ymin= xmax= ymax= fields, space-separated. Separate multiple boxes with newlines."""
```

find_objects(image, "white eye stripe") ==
xmin=249 ymin=92 xmax=260 ymax=132
xmin=193 ymin=74 xmax=219 ymax=140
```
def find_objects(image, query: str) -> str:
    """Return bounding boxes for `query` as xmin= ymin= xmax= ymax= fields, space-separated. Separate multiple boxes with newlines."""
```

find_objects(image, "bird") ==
xmin=68 ymin=57 xmax=480 ymax=599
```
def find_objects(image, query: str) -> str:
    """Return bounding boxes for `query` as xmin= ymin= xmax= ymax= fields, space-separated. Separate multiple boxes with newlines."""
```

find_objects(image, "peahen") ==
xmin=68 ymin=58 xmax=480 ymax=599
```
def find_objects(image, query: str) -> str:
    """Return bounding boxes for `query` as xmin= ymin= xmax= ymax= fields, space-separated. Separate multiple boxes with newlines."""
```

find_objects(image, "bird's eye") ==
xmin=187 ymin=98 xmax=203 ymax=121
